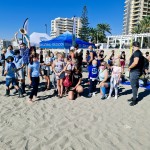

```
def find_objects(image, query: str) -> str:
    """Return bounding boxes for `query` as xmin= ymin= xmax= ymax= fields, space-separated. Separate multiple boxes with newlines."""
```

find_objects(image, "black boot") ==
xmin=18 ymin=88 xmax=24 ymax=98
xmin=129 ymin=99 xmax=138 ymax=106
xmin=5 ymin=89 xmax=10 ymax=97
xmin=21 ymin=83 xmax=26 ymax=94
xmin=13 ymin=89 xmax=18 ymax=95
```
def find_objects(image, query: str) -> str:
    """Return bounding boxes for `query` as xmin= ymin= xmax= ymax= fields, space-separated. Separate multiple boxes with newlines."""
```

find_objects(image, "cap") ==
xmin=70 ymin=46 xmax=74 ymax=50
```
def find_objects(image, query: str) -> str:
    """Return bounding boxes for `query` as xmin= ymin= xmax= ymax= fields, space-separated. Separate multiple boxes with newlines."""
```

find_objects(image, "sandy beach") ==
xmin=0 ymin=70 xmax=150 ymax=150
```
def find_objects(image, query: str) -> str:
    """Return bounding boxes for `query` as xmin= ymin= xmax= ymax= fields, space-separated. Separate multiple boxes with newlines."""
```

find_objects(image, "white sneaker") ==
xmin=115 ymin=95 xmax=118 ymax=100
xmin=92 ymin=92 xmax=96 ymax=96
xmin=107 ymin=95 xmax=111 ymax=99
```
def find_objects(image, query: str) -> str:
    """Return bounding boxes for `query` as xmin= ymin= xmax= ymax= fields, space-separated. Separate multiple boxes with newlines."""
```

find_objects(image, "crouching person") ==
xmin=4 ymin=56 xmax=23 ymax=97
xmin=68 ymin=67 xmax=83 ymax=100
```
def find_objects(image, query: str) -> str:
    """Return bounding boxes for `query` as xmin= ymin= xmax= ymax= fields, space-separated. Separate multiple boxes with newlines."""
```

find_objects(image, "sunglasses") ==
xmin=101 ymin=64 xmax=104 ymax=66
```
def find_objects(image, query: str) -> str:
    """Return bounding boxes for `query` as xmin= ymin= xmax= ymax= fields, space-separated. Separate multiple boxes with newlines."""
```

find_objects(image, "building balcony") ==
xmin=132 ymin=12 xmax=140 ymax=16
xmin=133 ymin=5 xmax=141 ymax=9
xmin=132 ymin=17 xmax=139 ymax=21
xmin=133 ymin=9 xmax=140 ymax=13
xmin=143 ymin=9 xmax=148 ymax=12
xmin=134 ymin=1 xmax=140 ymax=5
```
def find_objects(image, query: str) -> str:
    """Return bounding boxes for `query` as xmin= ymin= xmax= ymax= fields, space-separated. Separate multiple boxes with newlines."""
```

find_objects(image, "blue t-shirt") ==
xmin=86 ymin=55 xmax=91 ymax=62
xmin=5 ymin=50 xmax=14 ymax=59
xmin=89 ymin=66 xmax=98 ymax=79
xmin=5 ymin=62 xmax=16 ymax=78
xmin=97 ymin=59 xmax=101 ymax=67
xmin=13 ymin=56 xmax=24 ymax=70
xmin=28 ymin=61 xmax=40 ymax=77
xmin=20 ymin=48 xmax=30 ymax=64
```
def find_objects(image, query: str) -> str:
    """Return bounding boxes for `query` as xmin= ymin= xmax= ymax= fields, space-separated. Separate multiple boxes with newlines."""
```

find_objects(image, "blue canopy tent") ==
xmin=40 ymin=31 xmax=95 ymax=49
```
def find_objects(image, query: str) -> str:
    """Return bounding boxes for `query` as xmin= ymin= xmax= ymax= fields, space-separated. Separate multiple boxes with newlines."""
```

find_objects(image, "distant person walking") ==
xmin=119 ymin=51 xmax=126 ymax=74
xmin=74 ymin=44 xmax=83 ymax=71
xmin=1 ymin=49 xmax=6 ymax=76
xmin=108 ymin=50 xmax=115 ymax=66
xmin=128 ymin=42 xmax=143 ymax=106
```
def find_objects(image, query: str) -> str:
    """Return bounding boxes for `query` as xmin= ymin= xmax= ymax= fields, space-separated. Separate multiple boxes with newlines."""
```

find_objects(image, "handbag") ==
xmin=63 ymin=75 xmax=72 ymax=87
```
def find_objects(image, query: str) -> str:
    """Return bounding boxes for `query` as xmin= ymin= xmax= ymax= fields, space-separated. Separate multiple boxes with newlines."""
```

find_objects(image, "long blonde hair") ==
xmin=113 ymin=59 xmax=121 ymax=67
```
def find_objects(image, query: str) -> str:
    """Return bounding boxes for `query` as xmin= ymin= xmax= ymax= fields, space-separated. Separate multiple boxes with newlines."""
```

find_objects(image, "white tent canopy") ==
xmin=30 ymin=32 xmax=51 ymax=47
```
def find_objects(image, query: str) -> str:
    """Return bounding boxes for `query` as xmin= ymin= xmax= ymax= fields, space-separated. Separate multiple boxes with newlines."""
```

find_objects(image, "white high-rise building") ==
xmin=50 ymin=17 xmax=82 ymax=38
xmin=123 ymin=0 xmax=150 ymax=35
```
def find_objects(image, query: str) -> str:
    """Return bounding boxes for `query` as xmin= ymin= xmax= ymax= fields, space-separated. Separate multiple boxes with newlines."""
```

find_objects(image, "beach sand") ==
xmin=0 ymin=71 xmax=150 ymax=150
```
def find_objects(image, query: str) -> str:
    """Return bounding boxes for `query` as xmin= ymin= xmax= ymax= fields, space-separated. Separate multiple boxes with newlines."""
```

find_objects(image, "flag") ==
xmin=23 ymin=18 xmax=29 ymax=34
xmin=22 ymin=18 xmax=29 ymax=44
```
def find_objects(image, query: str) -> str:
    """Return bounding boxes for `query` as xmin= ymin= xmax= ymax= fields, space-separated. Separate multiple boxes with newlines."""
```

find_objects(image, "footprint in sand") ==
xmin=124 ymin=124 xmax=132 ymax=129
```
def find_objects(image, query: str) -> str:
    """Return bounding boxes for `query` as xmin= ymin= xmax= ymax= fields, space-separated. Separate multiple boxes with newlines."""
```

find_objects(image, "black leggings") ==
xmin=29 ymin=77 xmax=39 ymax=99
xmin=89 ymin=79 xmax=97 ymax=93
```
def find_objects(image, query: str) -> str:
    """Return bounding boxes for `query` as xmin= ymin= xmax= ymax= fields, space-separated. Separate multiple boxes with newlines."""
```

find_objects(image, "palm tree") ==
xmin=97 ymin=23 xmax=111 ymax=43
xmin=132 ymin=16 xmax=150 ymax=47
xmin=132 ymin=16 xmax=150 ymax=33
xmin=132 ymin=24 xmax=142 ymax=34
xmin=89 ymin=23 xmax=111 ymax=43
xmin=89 ymin=27 xmax=97 ymax=43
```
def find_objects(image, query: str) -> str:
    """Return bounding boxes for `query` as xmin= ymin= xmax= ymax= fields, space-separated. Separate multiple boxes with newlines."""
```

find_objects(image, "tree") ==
xmin=89 ymin=23 xmax=111 ymax=43
xmin=132 ymin=16 xmax=150 ymax=47
xmin=89 ymin=27 xmax=97 ymax=43
xmin=79 ymin=5 xmax=89 ymax=42
xmin=132 ymin=16 xmax=150 ymax=33
xmin=97 ymin=23 xmax=111 ymax=42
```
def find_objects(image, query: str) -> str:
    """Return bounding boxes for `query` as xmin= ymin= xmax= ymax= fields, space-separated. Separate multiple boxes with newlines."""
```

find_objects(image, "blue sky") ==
xmin=0 ymin=0 xmax=124 ymax=40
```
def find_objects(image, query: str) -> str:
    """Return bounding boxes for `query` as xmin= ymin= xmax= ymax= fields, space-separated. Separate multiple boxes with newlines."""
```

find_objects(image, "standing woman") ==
xmin=120 ymin=51 xmax=126 ymax=73
xmin=40 ymin=49 xmax=44 ymax=63
xmin=28 ymin=53 xmax=43 ymax=102
xmin=97 ymin=50 xmax=106 ymax=67
xmin=108 ymin=50 xmax=115 ymax=66
xmin=42 ymin=50 xmax=52 ymax=90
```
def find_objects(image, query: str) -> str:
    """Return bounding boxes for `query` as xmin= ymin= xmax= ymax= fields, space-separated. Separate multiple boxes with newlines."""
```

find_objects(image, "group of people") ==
xmin=0 ymin=41 xmax=150 ymax=106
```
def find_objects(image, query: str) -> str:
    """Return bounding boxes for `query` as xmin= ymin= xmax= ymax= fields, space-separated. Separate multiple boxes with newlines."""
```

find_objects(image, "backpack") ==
xmin=140 ymin=56 xmax=149 ymax=76
xmin=63 ymin=75 xmax=72 ymax=87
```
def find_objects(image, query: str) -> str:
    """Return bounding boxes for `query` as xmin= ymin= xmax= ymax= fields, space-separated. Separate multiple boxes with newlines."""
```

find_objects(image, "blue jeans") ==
xmin=130 ymin=71 xmax=140 ymax=100
xmin=88 ymin=65 xmax=92 ymax=78
xmin=1 ymin=61 xmax=5 ymax=76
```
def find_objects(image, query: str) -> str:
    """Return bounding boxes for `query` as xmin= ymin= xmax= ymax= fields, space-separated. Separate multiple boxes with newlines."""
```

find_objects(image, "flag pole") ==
xmin=72 ymin=16 xmax=76 ymax=46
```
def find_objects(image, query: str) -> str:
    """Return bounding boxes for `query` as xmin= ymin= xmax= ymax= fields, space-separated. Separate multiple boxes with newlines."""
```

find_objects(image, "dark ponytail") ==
xmin=29 ymin=53 xmax=39 ymax=65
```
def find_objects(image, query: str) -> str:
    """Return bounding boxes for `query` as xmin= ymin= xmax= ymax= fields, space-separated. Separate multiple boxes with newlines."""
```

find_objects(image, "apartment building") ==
xmin=50 ymin=17 xmax=82 ymax=38
xmin=123 ymin=0 xmax=150 ymax=35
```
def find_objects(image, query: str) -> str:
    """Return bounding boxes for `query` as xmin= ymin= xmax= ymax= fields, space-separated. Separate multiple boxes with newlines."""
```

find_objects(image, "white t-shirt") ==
xmin=44 ymin=57 xmax=52 ymax=71
xmin=112 ymin=66 xmax=121 ymax=78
